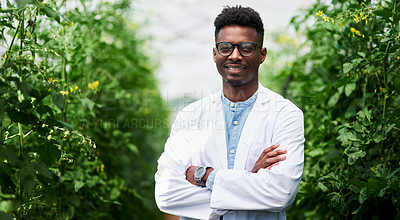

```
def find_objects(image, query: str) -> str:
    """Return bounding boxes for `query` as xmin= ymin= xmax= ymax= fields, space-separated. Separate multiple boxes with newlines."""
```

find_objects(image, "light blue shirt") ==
xmin=205 ymin=91 xmax=258 ymax=190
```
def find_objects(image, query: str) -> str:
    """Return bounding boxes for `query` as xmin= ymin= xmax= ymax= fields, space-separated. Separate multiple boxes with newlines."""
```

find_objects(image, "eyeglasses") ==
xmin=216 ymin=42 xmax=262 ymax=57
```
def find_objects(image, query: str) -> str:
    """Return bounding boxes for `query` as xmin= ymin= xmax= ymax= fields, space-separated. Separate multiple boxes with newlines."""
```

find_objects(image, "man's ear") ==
xmin=260 ymin=47 xmax=267 ymax=63
xmin=213 ymin=48 xmax=217 ymax=62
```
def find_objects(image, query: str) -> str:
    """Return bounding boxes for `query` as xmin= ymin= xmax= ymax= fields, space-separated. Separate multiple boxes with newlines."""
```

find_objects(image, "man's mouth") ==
xmin=224 ymin=64 xmax=246 ymax=71
xmin=226 ymin=66 xmax=245 ymax=70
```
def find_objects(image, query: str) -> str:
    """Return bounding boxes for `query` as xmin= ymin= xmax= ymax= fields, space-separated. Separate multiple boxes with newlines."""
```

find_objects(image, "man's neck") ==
xmin=222 ymin=80 xmax=258 ymax=102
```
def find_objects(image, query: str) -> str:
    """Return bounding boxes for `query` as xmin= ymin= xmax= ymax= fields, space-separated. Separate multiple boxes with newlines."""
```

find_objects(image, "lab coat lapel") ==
xmin=234 ymin=85 xmax=269 ymax=170
xmin=210 ymin=91 xmax=228 ymax=169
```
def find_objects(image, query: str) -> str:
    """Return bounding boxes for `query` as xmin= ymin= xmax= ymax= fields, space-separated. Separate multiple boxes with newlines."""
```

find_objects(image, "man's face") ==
xmin=213 ymin=24 xmax=267 ymax=87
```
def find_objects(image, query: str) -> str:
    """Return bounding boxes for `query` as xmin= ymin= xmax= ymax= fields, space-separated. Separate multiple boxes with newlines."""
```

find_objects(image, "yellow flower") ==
xmin=315 ymin=10 xmax=324 ymax=17
xmin=88 ymin=81 xmax=99 ymax=90
xmin=350 ymin=27 xmax=363 ymax=37
xmin=60 ymin=90 xmax=69 ymax=96
xmin=353 ymin=15 xmax=360 ymax=23
xmin=101 ymin=164 xmax=104 ymax=172
xmin=322 ymin=16 xmax=330 ymax=22
xmin=374 ymin=89 xmax=377 ymax=93
xmin=356 ymin=74 xmax=359 ymax=79
xmin=48 ymin=77 xmax=59 ymax=84
xmin=93 ymin=143 xmax=97 ymax=149
xmin=396 ymin=56 xmax=400 ymax=60
xmin=69 ymin=86 xmax=74 ymax=93
xmin=331 ymin=19 xmax=335 ymax=24
xmin=346 ymin=73 xmax=349 ymax=77
xmin=370 ymin=167 xmax=375 ymax=172
xmin=74 ymin=85 xmax=78 ymax=90
xmin=360 ymin=13 xmax=367 ymax=20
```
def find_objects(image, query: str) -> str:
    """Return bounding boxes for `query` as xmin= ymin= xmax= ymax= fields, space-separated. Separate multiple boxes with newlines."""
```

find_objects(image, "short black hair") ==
xmin=214 ymin=5 xmax=264 ymax=43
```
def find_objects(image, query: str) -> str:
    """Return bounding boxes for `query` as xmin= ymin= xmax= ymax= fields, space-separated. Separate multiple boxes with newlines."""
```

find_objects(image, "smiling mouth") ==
xmin=225 ymin=65 xmax=246 ymax=71
xmin=226 ymin=66 xmax=245 ymax=70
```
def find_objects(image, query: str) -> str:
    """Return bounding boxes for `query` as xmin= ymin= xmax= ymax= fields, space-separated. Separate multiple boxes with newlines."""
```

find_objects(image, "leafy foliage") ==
xmin=0 ymin=0 xmax=168 ymax=219
xmin=274 ymin=0 xmax=400 ymax=219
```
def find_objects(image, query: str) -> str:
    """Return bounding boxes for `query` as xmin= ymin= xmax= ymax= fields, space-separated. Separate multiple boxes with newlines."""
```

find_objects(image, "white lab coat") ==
xmin=155 ymin=83 xmax=304 ymax=220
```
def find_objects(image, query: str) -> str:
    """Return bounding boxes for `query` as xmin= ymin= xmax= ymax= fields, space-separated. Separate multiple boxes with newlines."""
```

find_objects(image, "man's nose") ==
xmin=228 ymin=46 xmax=242 ymax=60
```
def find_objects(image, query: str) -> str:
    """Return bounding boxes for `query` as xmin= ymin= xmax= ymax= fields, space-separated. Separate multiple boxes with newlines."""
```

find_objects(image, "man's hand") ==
xmin=251 ymin=144 xmax=286 ymax=173
xmin=186 ymin=166 xmax=214 ymax=186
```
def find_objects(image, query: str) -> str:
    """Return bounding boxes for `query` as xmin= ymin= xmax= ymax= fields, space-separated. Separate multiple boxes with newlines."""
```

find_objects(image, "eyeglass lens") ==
xmin=217 ymin=42 xmax=256 ymax=57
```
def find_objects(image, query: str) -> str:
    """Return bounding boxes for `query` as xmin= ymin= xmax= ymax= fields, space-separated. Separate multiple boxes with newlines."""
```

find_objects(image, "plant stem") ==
xmin=18 ymin=123 xmax=24 ymax=157
xmin=20 ymin=10 xmax=24 ymax=56
xmin=18 ymin=122 xmax=24 ymax=198
xmin=3 ymin=21 xmax=20 ymax=66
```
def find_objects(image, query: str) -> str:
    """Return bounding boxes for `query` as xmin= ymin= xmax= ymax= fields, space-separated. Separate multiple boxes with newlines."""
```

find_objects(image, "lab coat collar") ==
xmin=210 ymin=82 xmax=273 ymax=170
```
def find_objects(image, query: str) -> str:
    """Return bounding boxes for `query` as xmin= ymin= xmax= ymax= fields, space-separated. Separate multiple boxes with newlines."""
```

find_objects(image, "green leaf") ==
xmin=343 ymin=62 xmax=352 ymax=73
xmin=378 ymin=185 xmax=390 ymax=197
xmin=127 ymin=144 xmax=139 ymax=155
xmin=39 ymin=3 xmax=60 ymax=23
xmin=20 ymin=160 xmax=36 ymax=192
xmin=345 ymin=83 xmax=356 ymax=97
xmin=358 ymin=187 xmax=368 ymax=204
xmin=387 ymin=167 xmax=400 ymax=179
xmin=357 ymin=52 xmax=366 ymax=58
xmin=0 ymin=21 xmax=14 ymax=29
xmin=373 ymin=7 xmax=392 ymax=20
xmin=38 ymin=143 xmax=61 ymax=166
xmin=0 ymin=201 xmax=15 ymax=214
xmin=52 ymin=93 xmax=65 ymax=110
xmin=338 ymin=131 xmax=358 ymax=142
xmin=74 ymin=181 xmax=84 ymax=192
xmin=7 ymin=110 xmax=35 ymax=125
xmin=80 ymin=97 xmax=95 ymax=111
xmin=347 ymin=150 xmax=366 ymax=165
xmin=357 ymin=108 xmax=372 ymax=122
xmin=15 ymin=0 xmax=32 ymax=8
xmin=328 ymin=92 xmax=341 ymax=107
xmin=17 ymin=81 xmax=33 ymax=99
xmin=60 ymin=121 xmax=74 ymax=131
xmin=110 ymin=187 xmax=121 ymax=200
xmin=35 ymin=162 xmax=53 ymax=179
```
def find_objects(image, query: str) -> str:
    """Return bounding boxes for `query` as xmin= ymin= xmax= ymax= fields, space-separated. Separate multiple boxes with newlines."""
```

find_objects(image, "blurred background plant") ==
xmin=263 ymin=0 xmax=400 ymax=219
xmin=0 ymin=0 xmax=168 ymax=219
xmin=1 ymin=0 xmax=399 ymax=219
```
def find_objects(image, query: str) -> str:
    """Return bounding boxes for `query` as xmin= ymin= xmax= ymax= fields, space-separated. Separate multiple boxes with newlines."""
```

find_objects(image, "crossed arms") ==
xmin=185 ymin=144 xmax=287 ymax=186
xmin=155 ymin=105 xmax=304 ymax=218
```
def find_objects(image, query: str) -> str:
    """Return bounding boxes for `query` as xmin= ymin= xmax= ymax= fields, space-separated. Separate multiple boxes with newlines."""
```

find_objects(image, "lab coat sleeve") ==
xmin=210 ymin=105 xmax=304 ymax=212
xmin=155 ymin=113 xmax=213 ymax=219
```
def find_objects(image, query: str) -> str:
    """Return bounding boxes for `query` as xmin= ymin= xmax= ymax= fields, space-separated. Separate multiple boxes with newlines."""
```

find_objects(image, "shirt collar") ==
xmin=221 ymin=90 xmax=258 ymax=108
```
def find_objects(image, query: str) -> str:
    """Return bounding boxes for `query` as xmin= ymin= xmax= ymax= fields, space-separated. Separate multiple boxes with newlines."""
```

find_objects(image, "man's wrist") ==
xmin=202 ymin=167 xmax=214 ymax=183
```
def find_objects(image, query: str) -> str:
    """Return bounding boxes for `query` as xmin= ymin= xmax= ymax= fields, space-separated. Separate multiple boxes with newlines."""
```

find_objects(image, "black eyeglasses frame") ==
xmin=215 ymin=42 xmax=262 ymax=57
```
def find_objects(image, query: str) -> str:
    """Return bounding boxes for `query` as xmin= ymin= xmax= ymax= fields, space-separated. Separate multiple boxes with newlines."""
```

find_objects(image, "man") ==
xmin=155 ymin=5 xmax=304 ymax=220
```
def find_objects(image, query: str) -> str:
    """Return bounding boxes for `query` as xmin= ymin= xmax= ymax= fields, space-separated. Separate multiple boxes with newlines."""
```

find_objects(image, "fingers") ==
xmin=252 ymin=144 xmax=288 ymax=173
xmin=264 ymin=149 xmax=287 ymax=159
xmin=261 ymin=144 xmax=280 ymax=155
xmin=263 ymin=155 xmax=286 ymax=168
xmin=255 ymin=144 xmax=280 ymax=163
xmin=266 ymin=162 xmax=279 ymax=170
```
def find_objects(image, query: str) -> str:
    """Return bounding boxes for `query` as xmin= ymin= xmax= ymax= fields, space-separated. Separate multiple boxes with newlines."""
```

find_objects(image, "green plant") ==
xmin=0 ymin=0 xmax=168 ymax=219
xmin=275 ymin=0 xmax=400 ymax=219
